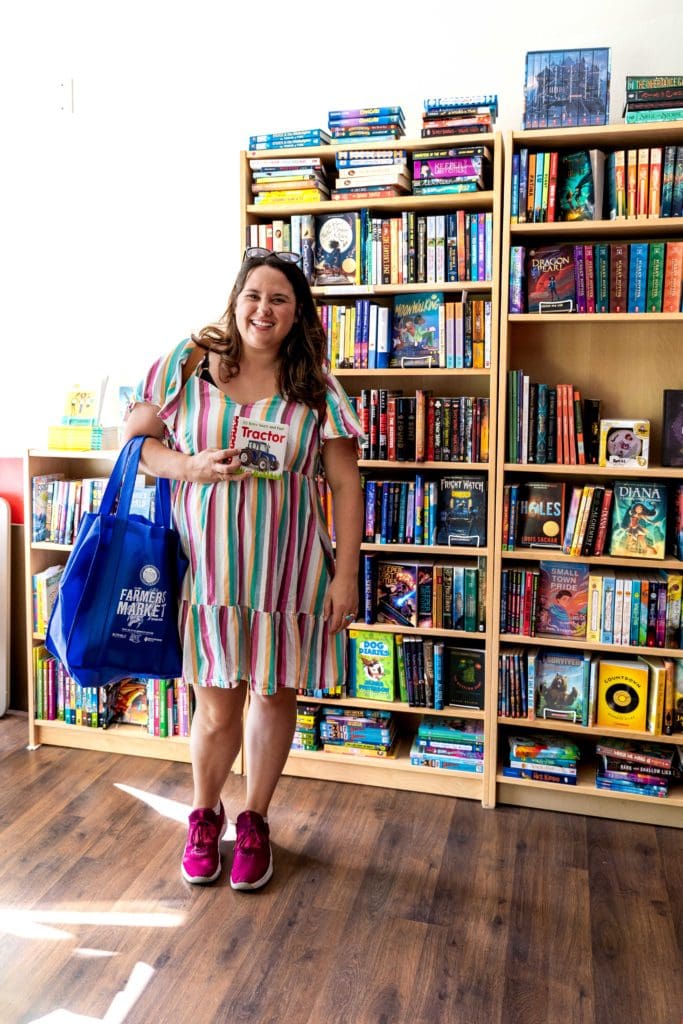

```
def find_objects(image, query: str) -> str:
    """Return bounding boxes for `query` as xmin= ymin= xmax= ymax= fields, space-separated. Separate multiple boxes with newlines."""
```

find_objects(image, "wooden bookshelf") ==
xmin=491 ymin=123 xmax=683 ymax=826
xmin=241 ymin=132 xmax=503 ymax=805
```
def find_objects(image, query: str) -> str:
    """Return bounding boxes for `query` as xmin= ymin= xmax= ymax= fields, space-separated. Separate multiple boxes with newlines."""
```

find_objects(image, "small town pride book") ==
xmin=536 ymin=560 xmax=589 ymax=639
xmin=229 ymin=416 xmax=289 ymax=479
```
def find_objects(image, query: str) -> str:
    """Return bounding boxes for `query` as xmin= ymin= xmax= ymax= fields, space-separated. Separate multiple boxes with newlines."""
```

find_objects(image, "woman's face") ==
xmin=235 ymin=265 xmax=297 ymax=357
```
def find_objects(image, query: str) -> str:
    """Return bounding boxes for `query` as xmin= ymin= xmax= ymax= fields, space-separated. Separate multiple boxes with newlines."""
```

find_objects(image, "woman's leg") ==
xmin=190 ymin=682 xmax=247 ymax=808
xmin=243 ymin=687 xmax=298 ymax=816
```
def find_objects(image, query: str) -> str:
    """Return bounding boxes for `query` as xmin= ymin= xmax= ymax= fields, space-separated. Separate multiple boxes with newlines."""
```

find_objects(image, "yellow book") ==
xmin=596 ymin=658 xmax=649 ymax=731
xmin=638 ymin=654 xmax=666 ymax=735
xmin=586 ymin=572 xmax=604 ymax=643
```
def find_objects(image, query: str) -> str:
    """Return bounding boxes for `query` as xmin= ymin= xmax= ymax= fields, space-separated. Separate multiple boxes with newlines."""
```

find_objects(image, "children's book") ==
xmin=557 ymin=150 xmax=605 ymax=220
xmin=596 ymin=658 xmax=649 ymax=731
xmin=229 ymin=416 xmax=289 ymax=479
xmin=443 ymin=645 xmax=486 ymax=709
xmin=435 ymin=474 xmax=487 ymax=547
xmin=375 ymin=560 xmax=421 ymax=628
xmin=314 ymin=212 xmax=360 ymax=285
xmin=526 ymin=245 xmax=576 ymax=313
xmin=348 ymin=629 xmax=396 ymax=701
xmin=536 ymin=560 xmax=589 ymax=639
xmin=390 ymin=291 xmax=443 ymax=367
xmin=517 ymin=481 xmax=566 ymax=548
xmin=609 ymin=480 xmax=667 ymax=560
xmin=534 ymin=649 xmax=589 ymax=724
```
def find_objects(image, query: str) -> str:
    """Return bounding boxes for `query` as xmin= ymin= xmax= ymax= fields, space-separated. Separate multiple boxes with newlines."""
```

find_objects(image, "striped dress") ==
xmin=135 ymin=338 xmax=363 ymax=694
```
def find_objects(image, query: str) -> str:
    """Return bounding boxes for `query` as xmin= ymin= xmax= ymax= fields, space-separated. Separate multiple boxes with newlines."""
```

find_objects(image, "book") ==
xmin=661 ymin=390 xmax=683 ymax=467
xmin=435 ymin=474 xmax=487 ymax=547
xmin=443 ymin=645 xmax=486 ymax=709
xmin=534 ymin=650 xmax=589 ymax=724
xmin=557 ymin=150 xmax=605 ymax=220
xmin=609 ymin=480 xmax=667 ymax=560
xmin=390 ymin=291 xmax=443 ymax=368
xmin=228 ymin=416 xmax=289 ymax=479
xmin=523 ymin=48 xmax=611 ymax=129
xmin=314 ymin=213 xmax=360 ymax=286
xmin=517 ymin=481 xmax=566 ymax=548
xmin=596 ymin=658 xmax=649 ymax=731
xmin=348 ymin=629 xmax=396 ymax=702
xmin=526 ymin=245 xmax=576 ymax=313
xmin=536 ymin=561 xmax=589 ymax=639
xmin=375 ymin=560 xmax=422 ymax=628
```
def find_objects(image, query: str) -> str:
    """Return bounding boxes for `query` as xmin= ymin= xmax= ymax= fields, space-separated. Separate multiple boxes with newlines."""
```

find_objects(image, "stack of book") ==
xmin=247 ymin=128 xmax=331 ymax=151
xmin=409 ymin=717 xmax=484 ymax=772
xmin=319 ymin=707 xmax=398 ymax=758
xmin=331 ymin=145 xmax=410 ymax=201
xmin=503 ymin=732 xmax=580 ymax=785
xmin=595 ymin=737 xmax=682 ymax=796
xmin=328 ymin=106 xmax=405 ymax=144
xmin=291 ymin=704 xmax=322 ymax=751
xmin=623 ymin=75 xmax=683 ymax=125
xmin=421 ymin=95 xmax=497 ymax=137
xmin=412 ymin=144 xmax=492 ymax=197
xmin=248 ymin=155 xmax=329 ymax=205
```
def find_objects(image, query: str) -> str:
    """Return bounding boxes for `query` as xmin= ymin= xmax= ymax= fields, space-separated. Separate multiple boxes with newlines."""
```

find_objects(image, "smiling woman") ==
xmin=122 ymin=250 xmax=364 ymax=892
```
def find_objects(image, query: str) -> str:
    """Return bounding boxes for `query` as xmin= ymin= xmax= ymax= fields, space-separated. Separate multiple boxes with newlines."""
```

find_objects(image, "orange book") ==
xmin=613 ymin=150 xmax=626 ymax=218
xmin=662 ymin=241 xmax=683 ymax=312
xmin=626 ymin=149 xmax=638 ymax=218
xmin=648 ymin=147 xmax=662 ymax=218
xmin=636 ymin=148 xmax=650 ymax=218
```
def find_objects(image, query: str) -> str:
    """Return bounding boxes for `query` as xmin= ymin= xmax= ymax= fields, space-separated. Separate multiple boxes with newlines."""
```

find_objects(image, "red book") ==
xmin=547 ymin=151 xmax=559 ymax=222
xmin=663 ymin=241 xmax=683 ymax=312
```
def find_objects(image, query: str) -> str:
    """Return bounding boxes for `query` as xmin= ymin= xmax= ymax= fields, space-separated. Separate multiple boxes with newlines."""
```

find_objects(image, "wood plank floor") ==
xmin=0 ymin=710 xmax=681 ymax=1024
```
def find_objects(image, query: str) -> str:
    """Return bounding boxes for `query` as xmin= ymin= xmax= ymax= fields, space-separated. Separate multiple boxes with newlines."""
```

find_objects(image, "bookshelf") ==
xmin=492 ymin=123 xmax=683 ymax=827
xmin=241 ymin=132 xmax=503 ymax=803
xmin=24 ymin=449 xmax=240 ymax=768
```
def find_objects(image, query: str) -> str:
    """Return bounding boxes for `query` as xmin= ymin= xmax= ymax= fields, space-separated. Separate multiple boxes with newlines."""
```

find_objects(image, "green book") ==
xmin=646 ymin=242 xmax=666 ymax=312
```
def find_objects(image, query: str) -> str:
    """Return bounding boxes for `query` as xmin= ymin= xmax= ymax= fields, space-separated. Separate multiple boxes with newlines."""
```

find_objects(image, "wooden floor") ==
xmin=1 ymin=711 xmax=681 ymax=1024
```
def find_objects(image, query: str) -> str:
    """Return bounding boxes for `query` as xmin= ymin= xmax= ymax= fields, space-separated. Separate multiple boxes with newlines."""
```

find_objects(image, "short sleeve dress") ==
xmin=134 ymin=338 xmax=363 ymax=695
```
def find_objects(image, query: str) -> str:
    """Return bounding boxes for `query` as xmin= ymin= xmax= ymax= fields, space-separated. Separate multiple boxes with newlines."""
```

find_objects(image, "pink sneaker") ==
xmin=181 ymin=803 xmax=227 ymax=884
xmin=230 ymin=811 xmax=273 ymax=891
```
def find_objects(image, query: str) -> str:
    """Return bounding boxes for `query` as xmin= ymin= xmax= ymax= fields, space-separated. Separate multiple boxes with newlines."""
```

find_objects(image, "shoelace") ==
xmin=188 ymin=819 xmax=217 ymax=852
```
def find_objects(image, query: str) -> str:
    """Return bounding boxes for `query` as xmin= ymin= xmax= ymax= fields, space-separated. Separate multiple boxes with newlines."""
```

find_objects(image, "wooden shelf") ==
xmin=31 ymin=719 xmax=193 ymax=763
xmin=283 ymin=736 xmax=484 ymax=799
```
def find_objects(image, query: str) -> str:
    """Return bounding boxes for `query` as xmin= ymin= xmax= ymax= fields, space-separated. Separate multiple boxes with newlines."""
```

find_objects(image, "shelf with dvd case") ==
xmin=241 ymin=132 xmax=503 ymax=804
xmin=24 ymin=449 xmax=244 ymax=771
xmin=493 ymin=122 xmax=683 ymax=827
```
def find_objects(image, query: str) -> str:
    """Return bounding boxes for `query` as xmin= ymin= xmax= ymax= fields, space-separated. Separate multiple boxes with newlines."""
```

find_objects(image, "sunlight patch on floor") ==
xmin=26 ymin=960 xmax=154 ymax=1024
xmin=114 ymin=783 xmax=237 ymax=838
xmin=1 ymin=907 xmax=184 ymax=941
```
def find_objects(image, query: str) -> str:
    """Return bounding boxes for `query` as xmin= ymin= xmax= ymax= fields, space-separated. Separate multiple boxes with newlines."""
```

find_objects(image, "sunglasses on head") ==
xmin=243 ymin=246 xmax=302 ymax=266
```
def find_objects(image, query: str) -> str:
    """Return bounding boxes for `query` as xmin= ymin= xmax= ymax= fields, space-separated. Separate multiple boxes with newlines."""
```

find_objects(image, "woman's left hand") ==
xmin=324 ymin=575 xmax=359 ymax=635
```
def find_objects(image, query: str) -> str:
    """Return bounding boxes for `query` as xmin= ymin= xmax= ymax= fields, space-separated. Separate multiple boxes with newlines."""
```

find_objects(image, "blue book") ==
xmin=433 ymin=642 xmax=444 ymax=710
xmin=518 ymin=148 xmax=529 ymax=223
xmin=629 ymin=579 xmax=642 ymax=645
xmin=627 ymin=243 xmax=649 ymax=312
xmin=511 ymin=153 xmax=520 ymax=221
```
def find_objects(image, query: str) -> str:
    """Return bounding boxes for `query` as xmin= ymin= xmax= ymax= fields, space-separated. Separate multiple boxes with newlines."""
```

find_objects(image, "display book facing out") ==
xmin=494 ymin=122 xmax=683 ymax=828
xmin=24 ymin=448 xmax=211 ymax=767
xmin=241 ymin=132 xmax=503 ymax=804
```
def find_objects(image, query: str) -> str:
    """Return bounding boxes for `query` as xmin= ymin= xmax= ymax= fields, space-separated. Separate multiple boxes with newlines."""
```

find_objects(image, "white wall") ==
xmin=1 ymin=0 xmax=681 ymax=455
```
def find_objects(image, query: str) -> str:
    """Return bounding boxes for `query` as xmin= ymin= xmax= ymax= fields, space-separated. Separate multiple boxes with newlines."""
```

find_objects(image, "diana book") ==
xmin=608 ymin=480 xmax=667 ymax=560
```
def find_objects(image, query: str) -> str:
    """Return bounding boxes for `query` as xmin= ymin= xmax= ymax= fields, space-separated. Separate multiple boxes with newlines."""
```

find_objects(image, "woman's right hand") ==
xmin=184 ymin=448 xmax=241 ymax=483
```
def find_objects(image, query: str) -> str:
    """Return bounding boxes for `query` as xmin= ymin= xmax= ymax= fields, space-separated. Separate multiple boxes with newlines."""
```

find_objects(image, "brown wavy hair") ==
xmin=192 ymin=253 xmax=328 ymax=412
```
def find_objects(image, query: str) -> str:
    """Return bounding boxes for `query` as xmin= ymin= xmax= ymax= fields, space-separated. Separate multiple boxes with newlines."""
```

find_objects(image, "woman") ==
xmin=123 ymin=248 xmax=364 ymax=890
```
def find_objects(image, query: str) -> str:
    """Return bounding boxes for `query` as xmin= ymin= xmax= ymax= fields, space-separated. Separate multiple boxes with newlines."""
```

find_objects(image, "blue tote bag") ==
xmin=46 ymin=436 xmax=189 ymax=687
